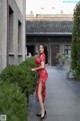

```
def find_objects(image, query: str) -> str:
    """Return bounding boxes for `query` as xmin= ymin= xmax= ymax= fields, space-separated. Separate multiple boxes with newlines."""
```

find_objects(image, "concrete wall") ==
xmin=0 ymin=0 xmax=26 ymax=72
xmin=0 ymin=0 xmax=7 ymax=72
xmin=15 ymin=0 xmax=23 ymax=14
xmin=15 ymin=0 xmax=26 ymax=14
xmin=8 ymin=0 xmax=26 ymax=64
xmin=21 ymin=0 xmax=26 ymax=61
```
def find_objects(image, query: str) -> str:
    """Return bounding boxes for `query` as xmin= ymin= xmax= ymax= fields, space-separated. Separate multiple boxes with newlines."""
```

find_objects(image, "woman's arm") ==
xmin=31 ymin=61 xmax=45 ymax=72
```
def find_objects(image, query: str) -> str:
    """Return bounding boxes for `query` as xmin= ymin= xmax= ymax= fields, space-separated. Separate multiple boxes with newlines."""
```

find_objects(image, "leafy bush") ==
xmin=0 ymin=57 xmax=37 ymax=121
xmin=0 ymin=65 xmax=26 ymax=92
xmin=20 ymin=57 xmax=36 ymax=69
xmin=71 ymin=2 xmax=80 ymax=80
xmin=0 ymin=57 xmax=37 ymax=97
xmin=19 ymin=57 xmax=37 ymax=97
xmin=0 ymin=65 xmax=25 ymax=84
xmin=0 ymin=80 xmax=27 ymax=121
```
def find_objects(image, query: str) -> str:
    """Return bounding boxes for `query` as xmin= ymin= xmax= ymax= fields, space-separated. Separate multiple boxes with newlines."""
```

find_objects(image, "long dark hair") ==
xmin=38 ymin=44 xmax=48 ymax=64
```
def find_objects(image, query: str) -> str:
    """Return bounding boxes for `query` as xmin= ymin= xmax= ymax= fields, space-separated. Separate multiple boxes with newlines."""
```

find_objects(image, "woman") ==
xmin=31 ymin=44 xmax=48 ymax=119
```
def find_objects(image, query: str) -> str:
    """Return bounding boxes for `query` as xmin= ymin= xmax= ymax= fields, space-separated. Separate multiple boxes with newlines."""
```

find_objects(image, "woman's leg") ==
xmin=38 ymin=82 xmax=45 ymax=117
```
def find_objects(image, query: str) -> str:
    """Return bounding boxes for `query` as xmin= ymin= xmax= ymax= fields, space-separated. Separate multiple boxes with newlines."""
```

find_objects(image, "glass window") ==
xmin=64 ymin=45 xmax=71 ymax=58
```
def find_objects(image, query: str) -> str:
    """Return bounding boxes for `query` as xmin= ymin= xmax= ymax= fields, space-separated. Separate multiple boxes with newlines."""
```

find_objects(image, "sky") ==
xmin=26 ymin=0 xmax=80 ymax=14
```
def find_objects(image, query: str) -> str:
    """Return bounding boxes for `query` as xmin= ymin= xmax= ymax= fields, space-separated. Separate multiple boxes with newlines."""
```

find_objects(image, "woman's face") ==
xmin=38 ymin=45 xmax=44 ymax=54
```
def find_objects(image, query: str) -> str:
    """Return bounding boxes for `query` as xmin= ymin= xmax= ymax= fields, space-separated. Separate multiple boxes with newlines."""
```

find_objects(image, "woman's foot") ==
xmin=41 ymin=110 xmax=46 ymax=119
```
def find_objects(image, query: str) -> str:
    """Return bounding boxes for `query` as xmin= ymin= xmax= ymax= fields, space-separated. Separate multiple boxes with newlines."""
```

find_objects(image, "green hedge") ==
xmin=0 ymin=57 xmax=37 ymax=97
xmin=71 ymin=2 xmax=80 ymax=80
xmin=0 ymin=57 xmax=37 ymax=121
xmin=19 ymin=57 xmax=37 ymax=96
xmin=20 ymin=57 xmax=36 ymax=68
xmin=0 ymin=80 xmax=27 ymax=121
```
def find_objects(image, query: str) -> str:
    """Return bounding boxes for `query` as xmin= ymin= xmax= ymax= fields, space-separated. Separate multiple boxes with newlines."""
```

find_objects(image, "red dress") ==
xmin=35 ymin=53 xmax=48 ymax=102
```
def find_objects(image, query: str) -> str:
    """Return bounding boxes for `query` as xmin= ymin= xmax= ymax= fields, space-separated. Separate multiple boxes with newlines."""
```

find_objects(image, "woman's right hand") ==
xmin=31 ymin=68 xmax=36 ymax=72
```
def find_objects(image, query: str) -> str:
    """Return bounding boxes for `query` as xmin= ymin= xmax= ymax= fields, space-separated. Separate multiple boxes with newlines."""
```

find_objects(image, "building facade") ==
xmin=26 ymin=14 xmax=73 ymax=66
xmin=0 ymin=0 xmax=26 ymax=72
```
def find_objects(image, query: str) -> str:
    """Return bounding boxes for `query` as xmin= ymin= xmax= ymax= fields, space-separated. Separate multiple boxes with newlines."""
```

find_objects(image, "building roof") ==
xmin=26 ymin=14 xmax=73 ymax=35
xmin=26 ymin=14 xmax=73 ymax=21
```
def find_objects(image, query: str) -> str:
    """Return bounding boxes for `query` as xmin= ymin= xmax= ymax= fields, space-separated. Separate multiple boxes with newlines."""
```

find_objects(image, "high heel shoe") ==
xmin=40 ymin=110 xmax=47 ymax=119
xmin=36 ymin=113 xmax=41 ymax=117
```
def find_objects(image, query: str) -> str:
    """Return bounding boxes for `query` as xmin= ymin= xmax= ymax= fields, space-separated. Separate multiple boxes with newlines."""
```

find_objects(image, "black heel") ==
xmin=36 ymin=113 xmax=41 ymax=117
xmin=41 ymin=110 xmax=47 ymax=119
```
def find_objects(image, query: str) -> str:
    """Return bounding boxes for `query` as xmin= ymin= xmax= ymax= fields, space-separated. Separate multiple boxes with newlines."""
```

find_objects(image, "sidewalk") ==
xmin=28 ymin=67 xmax=80 ymax=121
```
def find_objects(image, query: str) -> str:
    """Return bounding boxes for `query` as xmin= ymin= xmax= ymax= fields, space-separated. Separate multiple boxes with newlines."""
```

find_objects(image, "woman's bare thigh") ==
xmin=38 ymin=82 xmax=42 ymax=95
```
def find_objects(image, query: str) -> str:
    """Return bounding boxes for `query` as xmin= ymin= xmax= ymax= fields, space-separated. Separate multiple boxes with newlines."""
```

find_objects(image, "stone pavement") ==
xmin=28 ymin=67 xmax=80 ymax=121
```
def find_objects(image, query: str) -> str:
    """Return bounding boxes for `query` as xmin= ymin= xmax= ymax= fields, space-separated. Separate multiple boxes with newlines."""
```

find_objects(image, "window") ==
xmin=8 ymin=6 xmax=14 ymax=53
xmin=64 ymin=45 xmax=71 ymax=58
xmin=18 ymin=20 xmax=22 ymax=53
xmin=18 ymin=20 xmax=22 ymax=64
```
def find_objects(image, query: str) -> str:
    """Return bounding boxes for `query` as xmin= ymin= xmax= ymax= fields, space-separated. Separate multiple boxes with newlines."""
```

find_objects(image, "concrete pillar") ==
xmin=14 ymin=14 xmax=18 ymax=65
xmin=22 ymin=0 xmax=26 ymax=61
xmin=0 ymin=0 xmax=7 ymax=72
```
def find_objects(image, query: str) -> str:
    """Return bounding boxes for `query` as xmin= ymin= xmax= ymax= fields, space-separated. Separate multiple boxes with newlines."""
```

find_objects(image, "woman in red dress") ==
xmin=32 ymin=44 xmax=48 ymax=119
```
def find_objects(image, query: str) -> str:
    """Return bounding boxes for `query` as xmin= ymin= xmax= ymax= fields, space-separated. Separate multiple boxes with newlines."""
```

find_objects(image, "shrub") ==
xmin=0 ymin=57 xmax=37 ymax=97
xmin=0 ymin=80 xmax=27 ymax=121
xmin=71 ymin=2 xmax=80 ymax=80
xmin=0 ymin=65 xmax=26 ymax=91
xmin=20 ymin=57 xmax=36 ymax=68
xmin=0 ymin=57 xmax=37 ymax=121
xmin=19 ymin=57 xmax=37 ymax=97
